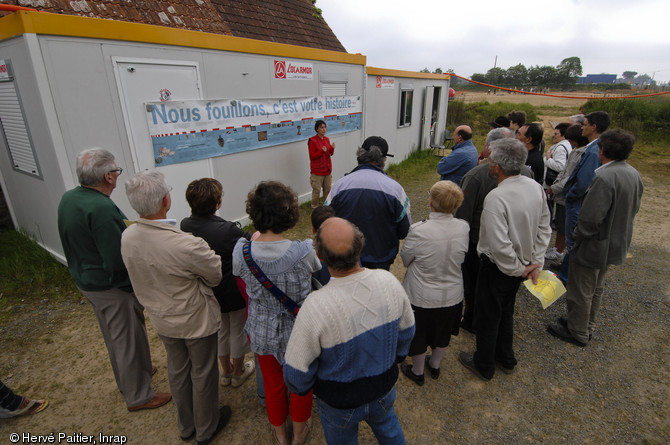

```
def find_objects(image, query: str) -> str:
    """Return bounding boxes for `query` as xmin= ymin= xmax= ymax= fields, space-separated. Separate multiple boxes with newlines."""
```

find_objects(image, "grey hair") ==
xmin=356 ymin=145 xmax=386 ymax=168
xmin=125 ymin=170 xmax=170 ymax=217
xmin=315 ymin=222 xmax=365 ymax=272
xmin=486 ymin=127 xmax=514 ymax=144
xmin=76 ymin=148 xmax=116 ymax=186
xmin=489 ymin=138 xmax=528 ymax=176
xmin=570 ymin=114 xmax=586 ymax=125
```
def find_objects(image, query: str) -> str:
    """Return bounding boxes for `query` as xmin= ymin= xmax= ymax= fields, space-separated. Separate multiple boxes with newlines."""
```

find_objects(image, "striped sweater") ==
xmin=325 ymin=163 xmax=411 ymax=265
xmin=284 ymin=268 xmax=415 ymax=409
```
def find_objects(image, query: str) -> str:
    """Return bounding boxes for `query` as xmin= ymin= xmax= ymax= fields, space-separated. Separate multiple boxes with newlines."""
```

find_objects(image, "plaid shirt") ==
xmin=233 ymin=239 xmax=320 ymax=364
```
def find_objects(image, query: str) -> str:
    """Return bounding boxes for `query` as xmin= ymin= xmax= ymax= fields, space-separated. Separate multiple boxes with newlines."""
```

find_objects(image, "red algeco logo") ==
xmin=274 ymin=60 xmax=286 ymax=79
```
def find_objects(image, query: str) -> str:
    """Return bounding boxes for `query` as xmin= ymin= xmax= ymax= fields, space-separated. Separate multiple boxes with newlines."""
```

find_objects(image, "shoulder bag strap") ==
xmin=242 ymin=241 xmax=300 ymax=316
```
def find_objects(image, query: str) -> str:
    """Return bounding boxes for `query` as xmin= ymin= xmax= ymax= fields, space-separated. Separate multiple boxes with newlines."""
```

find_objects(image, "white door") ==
xmin=420 ymin=86 xmax=435 ymax=149
xmin=113 ymin=58 xmax=211 ymax=221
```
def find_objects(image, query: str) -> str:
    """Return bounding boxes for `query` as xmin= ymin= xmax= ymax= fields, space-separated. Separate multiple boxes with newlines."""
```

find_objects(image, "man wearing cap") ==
xmin=437 ymin=125 xmax=478 ymax=185
xmin=325 ymin=136 xmax=411 ymax=270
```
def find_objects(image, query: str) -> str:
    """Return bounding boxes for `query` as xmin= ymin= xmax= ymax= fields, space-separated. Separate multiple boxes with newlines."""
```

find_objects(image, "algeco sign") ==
xmin=274 ymin=60 xmax=313 ymax=80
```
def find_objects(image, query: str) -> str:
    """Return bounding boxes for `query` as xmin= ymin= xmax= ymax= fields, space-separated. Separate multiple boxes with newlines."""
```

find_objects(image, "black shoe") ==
xmin=400 ymin=363 xmax=424 ymax=386
xmin=196 ymin=405 xmax=232 ymax=445
xmin=555 ymin=318 xmax=593 ymax=340
xmin=547 ymin=324 xmax=587 ymax=347
xmin=458 ymin=352 xmax=491 ymax=382
xmin=424 ymin=355 xmax=440 ymax=380
xmin=495 ymin=361 xmax=515 ymax=375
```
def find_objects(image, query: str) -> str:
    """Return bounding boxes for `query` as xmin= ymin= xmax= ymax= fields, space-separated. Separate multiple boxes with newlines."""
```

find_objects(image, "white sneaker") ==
xmin=231 ymin=361 xmax=255 ymax=388
xmin=220 ymin=373 xmax=232 ymax=387
xmin=545 ymin=247 xmax=564 ymax=260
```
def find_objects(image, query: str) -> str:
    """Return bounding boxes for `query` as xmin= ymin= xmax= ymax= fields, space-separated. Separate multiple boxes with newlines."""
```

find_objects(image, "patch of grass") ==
xmin=579 ymin=96 xmax=670 ymax=182
xmin=0 ymin=229 xmax=78 ymax=317
xmin=535 ymin=104 xmax=581 ymax=115
xmin=535 ymin=105 xmax=581 ymax=118
xmin=284 ymin=202 xmax=317 ymax=241
xmin=628 ymin=141 xmax=670 ymax=183
xmin=582 ymin=96 xmax=670 ymax=143
xmin=386 ymin=147 xmax=440 ymax=183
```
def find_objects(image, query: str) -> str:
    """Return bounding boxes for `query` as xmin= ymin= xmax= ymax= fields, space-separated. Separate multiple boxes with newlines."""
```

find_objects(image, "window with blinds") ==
xmin=319 ymin=73 xmax=348 ymax=97
xmin=0 ymin=70 xmax=41 ymax=178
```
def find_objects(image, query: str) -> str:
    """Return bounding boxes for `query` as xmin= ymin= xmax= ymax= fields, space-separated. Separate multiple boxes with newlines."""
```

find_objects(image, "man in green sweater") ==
xmin=57 ymin=148 xmax=170 ymax=412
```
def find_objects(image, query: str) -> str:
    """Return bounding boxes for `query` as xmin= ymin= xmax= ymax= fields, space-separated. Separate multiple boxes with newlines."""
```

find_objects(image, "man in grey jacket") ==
xmin=547 ymin=129 xmax=643 ymax=346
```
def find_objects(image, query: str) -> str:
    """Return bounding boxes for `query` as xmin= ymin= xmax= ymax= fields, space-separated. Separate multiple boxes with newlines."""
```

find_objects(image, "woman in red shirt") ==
xmin=307 ymin=120 xmax=335 ymax=209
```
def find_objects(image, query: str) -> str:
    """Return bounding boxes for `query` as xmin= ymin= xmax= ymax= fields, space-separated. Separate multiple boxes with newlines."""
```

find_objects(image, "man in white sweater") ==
xmin=459 ymin=138 xmax=551 ymax=381
xmin=284 ymin=217 xmax=415 ymax=444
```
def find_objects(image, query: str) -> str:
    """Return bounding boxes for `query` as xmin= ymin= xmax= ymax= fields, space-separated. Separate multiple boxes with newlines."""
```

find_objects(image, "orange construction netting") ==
xmin=450 ymin=73 xmax=670 ymax=100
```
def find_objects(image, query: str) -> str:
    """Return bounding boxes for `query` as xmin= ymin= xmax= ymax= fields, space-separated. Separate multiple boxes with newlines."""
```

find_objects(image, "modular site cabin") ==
xmin=0 ymin=10 xmax=450 ymax=262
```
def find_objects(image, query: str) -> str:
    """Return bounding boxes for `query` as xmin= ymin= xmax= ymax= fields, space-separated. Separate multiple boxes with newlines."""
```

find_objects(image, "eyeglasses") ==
xmin=108 ymin=167 xmax=123 ymax=175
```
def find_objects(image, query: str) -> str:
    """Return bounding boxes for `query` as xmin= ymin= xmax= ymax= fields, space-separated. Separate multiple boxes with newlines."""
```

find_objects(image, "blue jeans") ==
xmin=559 ymin=200 xmax=581 ymax=283
xmin=317 ymin=387 xmax=405 ymax=445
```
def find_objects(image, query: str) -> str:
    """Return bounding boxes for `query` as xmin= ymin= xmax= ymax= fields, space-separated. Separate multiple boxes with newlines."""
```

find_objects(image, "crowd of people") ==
xmin=25 ymin=112 xmax=641 ymax=444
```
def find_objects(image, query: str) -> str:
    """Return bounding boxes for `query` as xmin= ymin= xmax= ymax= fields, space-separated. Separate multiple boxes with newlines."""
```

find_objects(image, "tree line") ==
xmin=420 ymin=57 xmax=583 ymax=88
xmin=420 ymin=59 xmax=664 ymax=89
xmin=470 ymin=57 xmax=583 ymax=89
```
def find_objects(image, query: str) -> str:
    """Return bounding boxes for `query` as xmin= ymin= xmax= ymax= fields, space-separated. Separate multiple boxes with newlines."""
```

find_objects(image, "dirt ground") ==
xmin=1 ymin=92 xmax=668 ymax=444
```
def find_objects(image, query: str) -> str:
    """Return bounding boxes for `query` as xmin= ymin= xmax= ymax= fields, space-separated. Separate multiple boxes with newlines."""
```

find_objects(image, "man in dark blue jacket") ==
xmin=325 ymin=136 xmax=411 ymax=270
xmin=437 ymin=125 xmax=478 ymax=184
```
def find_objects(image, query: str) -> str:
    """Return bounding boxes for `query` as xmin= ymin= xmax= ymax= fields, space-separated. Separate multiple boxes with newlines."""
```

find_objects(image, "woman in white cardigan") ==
xmin=399 ymin=180 xmax=470 ymax=386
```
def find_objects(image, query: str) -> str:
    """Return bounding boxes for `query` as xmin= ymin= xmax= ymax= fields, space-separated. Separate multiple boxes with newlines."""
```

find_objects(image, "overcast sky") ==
xmin=318 ymin=0 xmax=670 ymax=84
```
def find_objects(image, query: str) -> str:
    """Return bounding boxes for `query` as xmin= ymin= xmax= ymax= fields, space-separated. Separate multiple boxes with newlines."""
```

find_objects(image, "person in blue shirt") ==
xmin=437 ymin=125 xmax=478 ymax=184
xmin=557 ymin=111 xmax=610 ymax=284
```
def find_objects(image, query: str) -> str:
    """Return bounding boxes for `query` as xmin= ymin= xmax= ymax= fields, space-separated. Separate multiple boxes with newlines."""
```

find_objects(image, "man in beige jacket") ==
xmin=121 ymin=170 xmax=230 ymax=445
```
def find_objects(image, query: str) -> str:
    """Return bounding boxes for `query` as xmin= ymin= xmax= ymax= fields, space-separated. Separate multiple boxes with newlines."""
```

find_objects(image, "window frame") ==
xmin=398 ymin=86 xmax=414 ymax=127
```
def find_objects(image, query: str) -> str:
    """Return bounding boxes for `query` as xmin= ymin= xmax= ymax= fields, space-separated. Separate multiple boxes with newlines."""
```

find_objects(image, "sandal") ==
xmin=231 ymin=361 xmax=255 ymax=388
xmin=271 ymin=428 xmax=290 ymax=445
xmin=292 ymin=421 xmax=312 ymax=445
xmin=10 ymin=398 xmax=49 ymax=417
xmin=220 ymin=373 xmax=233 ymax=386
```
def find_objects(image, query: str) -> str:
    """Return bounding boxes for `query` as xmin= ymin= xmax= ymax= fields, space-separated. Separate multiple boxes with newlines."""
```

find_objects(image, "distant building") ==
xmin=577 ymin=74 xmax=617 ymax=84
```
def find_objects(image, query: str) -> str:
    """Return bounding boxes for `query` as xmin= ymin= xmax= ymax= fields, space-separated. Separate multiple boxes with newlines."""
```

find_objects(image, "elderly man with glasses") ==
xmin=121 ymin=170 xmax=231 ymax=445
xmin=57 ymin=148 xmax=171 ymax=412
